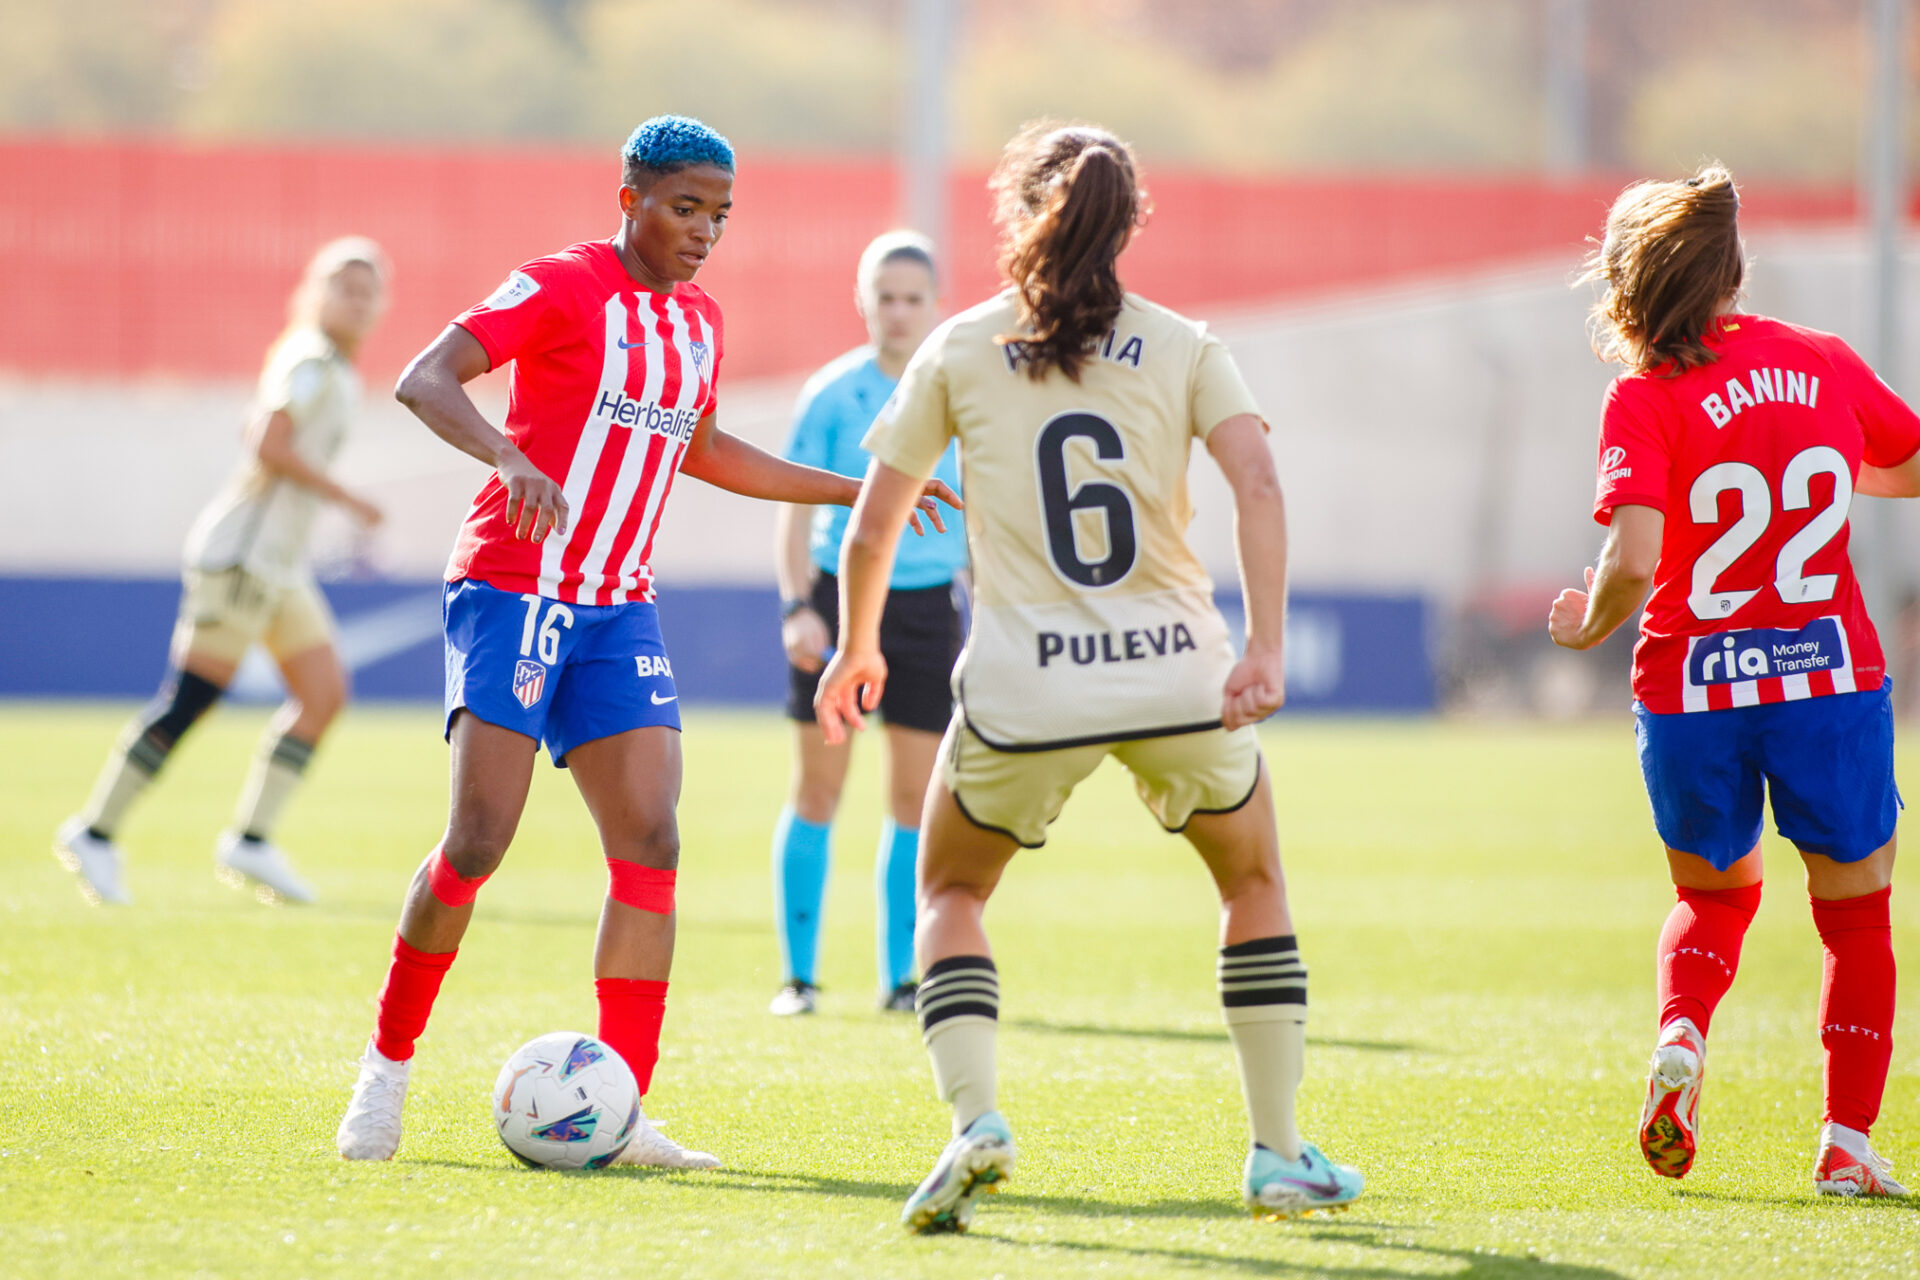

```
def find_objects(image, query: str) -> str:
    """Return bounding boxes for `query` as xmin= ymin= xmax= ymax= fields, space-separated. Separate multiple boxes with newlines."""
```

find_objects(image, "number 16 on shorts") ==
xmin=441 ymin=578 xmax=683 ymax=761
xmin=516 ymin=595 xmax=574 ymax=708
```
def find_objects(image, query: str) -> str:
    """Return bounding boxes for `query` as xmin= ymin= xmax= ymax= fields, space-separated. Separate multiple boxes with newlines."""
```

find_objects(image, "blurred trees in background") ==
xmin=0 ymin=0 xmax=1890 ymax=178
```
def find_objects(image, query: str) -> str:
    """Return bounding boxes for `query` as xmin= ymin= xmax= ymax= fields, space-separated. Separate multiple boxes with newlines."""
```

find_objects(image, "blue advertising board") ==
xmin=0 ymin=577 xmax=1433 ymax=713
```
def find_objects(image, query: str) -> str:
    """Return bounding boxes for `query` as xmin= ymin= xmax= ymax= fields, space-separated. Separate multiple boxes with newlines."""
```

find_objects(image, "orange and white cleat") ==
xmin=1813 ymin=1123 xmax=1909 ymax=1197
xmin=1638 ymin=1017 xmax=1704 ymax=1179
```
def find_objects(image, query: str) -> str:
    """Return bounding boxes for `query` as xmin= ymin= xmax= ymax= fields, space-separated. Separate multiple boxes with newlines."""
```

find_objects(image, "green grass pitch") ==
xmin=1 ymin=703 xmax=1914 ymax=1278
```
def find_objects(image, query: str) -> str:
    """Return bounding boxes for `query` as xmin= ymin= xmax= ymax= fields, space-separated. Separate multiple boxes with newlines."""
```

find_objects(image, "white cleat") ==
xmin=768 ymin=980 xmax=819 ymax=1016
xmin=608 ymin=1110 xmax=721 ymax=1169
xmin=53 ymin=816 xmax=132 ymax=906
xmin=337 ymin=1041 xmax=410 ymax=1160
xmin=902 ymin=1111 xmax=1016 ymax=1234
xmin=1639 ymin=1017 xmax=1705 ymax=1179
xmin=215 ymin=831 xmax=315 ymax=904
xmin=1814 ymin=1122 xmax=1911 ymax=1197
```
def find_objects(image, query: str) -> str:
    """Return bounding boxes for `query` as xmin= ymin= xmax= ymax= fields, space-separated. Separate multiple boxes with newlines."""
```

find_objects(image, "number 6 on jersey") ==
xmin=1035 ymin=412 xmax=1138 ymax=589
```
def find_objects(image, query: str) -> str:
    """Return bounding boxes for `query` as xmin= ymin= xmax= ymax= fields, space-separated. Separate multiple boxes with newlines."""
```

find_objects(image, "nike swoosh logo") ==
xmin=651 ymin=691 xmax=677 ymax=705
xmin=617 ymin=337 xmax=647 ymax=349
xmin=1274 ymin=1173 xmax=1345 ymax=1198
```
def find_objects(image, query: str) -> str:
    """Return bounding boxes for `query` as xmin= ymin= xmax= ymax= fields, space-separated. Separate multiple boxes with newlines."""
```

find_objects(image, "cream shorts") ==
xmin=173 ymin=567 xmax=336 ymax=666
xmin=940 ymin=712 xmax=1263 ymax=848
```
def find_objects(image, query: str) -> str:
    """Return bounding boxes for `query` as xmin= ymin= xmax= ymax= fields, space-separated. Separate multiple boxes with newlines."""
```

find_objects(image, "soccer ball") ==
xmin=492 ymin=1032 xmax=640 ymax=1170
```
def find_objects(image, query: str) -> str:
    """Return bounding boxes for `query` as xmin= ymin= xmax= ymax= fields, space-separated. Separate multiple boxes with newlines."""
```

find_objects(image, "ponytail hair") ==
xmin=990 ymin=121 xmax=1146 ymax=381
xmin=1582 ymin=165 xmax=1745 ymax=375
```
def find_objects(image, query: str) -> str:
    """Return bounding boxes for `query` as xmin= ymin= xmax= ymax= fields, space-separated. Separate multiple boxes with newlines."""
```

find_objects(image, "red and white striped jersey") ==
xmin=1593 ymin=315 xmax=1920 ymax=714
xmin=446 ymin=240 xmax=723 ymax=605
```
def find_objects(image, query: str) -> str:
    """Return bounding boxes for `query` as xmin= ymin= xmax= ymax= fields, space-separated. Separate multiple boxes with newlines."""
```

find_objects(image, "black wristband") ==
xmin=781 ymin=597 xmax=811 ymax=620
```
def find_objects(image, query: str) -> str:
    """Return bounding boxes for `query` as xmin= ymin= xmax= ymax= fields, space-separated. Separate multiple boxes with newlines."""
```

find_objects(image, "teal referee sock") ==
xmin=875 ymin=817 xmax=920 ymax=992
xmin=773 ymin=808 xmax=832 ymax=984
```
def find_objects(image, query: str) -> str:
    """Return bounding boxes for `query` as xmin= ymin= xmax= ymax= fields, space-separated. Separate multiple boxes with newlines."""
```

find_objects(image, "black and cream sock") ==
xmin=233 ymin=732 xmax=315 ymax=842
xmin=79 ymin=670 xmax=224 ymax=839
xmin=1219 ymin=934 xmax=1308 ymax=1161
xmin=917 ymin=955 xmax=1000 ymax=1135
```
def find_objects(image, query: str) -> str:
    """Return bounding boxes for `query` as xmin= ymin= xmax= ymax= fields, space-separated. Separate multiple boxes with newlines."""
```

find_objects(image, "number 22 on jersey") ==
xmin=1687 ymin=445 xmax=1850 ymax=621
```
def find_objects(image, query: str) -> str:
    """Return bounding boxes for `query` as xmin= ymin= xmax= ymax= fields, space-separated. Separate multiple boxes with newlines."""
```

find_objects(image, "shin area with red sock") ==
xmin=1657 ymin=882 xmax=1761 ymax=1034
xmin=371 ymin=848 xmax=490 ymax=1061
xmin=373 ymin=936 xmax=456 ymax=1062
xmin=1812 ymin=886 xmax=1896 ymax=1133
xmin=597 ymin=862 xmax=675 ymax=1094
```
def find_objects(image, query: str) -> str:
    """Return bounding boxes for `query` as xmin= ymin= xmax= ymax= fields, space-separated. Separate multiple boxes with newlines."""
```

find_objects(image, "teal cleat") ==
xmin=902 ymin=1111 xmax=1017 ymax=1234
xmin=1244 ymin=1141 xmax=1364 ymax=1219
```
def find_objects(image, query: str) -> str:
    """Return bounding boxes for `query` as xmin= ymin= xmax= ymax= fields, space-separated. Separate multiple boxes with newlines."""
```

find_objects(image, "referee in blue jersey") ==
xmin=770 ymin=231 xmax=967 ymax=1016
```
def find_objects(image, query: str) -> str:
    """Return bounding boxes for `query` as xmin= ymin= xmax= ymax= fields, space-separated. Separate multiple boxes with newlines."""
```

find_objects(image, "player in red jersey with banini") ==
xmin=334 ymin=116 xmax=957 ymax=1167
xmin=1550 ymin=166 xmax=1920 ymax=1198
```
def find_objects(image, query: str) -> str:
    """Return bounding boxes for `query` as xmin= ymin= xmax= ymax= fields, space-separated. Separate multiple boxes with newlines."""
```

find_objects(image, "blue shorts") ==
xmin=443 ymin=578 xmax=680 ymax=767
xmin=1635 ymin=680 xmax=1900 ymax=870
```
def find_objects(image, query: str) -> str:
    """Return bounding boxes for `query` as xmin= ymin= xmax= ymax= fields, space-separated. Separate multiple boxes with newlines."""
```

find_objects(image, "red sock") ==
xmin=597 ymin=978 xmax=669 ymax=1097
xmin=1657 ymin=882 xmax=1761 ymax=1035
xmin=372 ymin=935 xmax=456 ymax=1062
xmin=1812 ymin=887 xmax=1896 ymax=1133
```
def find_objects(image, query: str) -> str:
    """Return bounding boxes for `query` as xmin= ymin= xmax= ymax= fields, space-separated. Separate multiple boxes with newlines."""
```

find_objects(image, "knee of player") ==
xmin=1213 ymin=858 xmax=1281 ymax=902
xmin=298 ymin=677 xmax=349 ymax=729
xmin=886 ymin=782 xmax=929 ymax=827
xmin=609 ymin=818 xmax=680 ymax=871
xmin=789 ymin=781 xmax=841 ymax=824
xmin=439 ymin=825 xmax=513 ymax=879
xmin=135 ymin=667 xmax=226 ymax=750
xmin=918 ymin=869 xmax=992 ymax=909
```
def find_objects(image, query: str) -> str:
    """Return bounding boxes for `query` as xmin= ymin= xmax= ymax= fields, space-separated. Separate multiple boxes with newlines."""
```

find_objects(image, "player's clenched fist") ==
xmin=1548 ymin=566 xmax=1596 ymax=649
xmin=1221 ymin=643 xmax=1285 ymax=730
xmin=782 ymin=606 xmax=831 ymax=674
xmin=498 ymin=444 xmax=569 ymax=542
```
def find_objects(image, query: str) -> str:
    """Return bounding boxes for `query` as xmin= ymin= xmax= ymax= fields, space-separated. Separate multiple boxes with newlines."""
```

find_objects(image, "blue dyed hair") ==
xmin=621 ymin=115 xmax=735 ymax=186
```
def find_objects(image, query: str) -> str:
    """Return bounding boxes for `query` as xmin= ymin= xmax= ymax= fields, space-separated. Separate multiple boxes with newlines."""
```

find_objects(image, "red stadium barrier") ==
xmin=0 ymin=138 xmax=1867 ymax=384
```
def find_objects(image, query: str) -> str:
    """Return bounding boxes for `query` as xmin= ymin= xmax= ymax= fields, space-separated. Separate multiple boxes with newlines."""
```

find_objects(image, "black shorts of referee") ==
xmin=786 ymin=571 xmax=961 ymax=734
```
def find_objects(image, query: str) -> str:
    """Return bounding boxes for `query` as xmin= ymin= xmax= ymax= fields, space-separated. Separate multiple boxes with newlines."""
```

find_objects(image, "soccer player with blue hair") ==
xmin=334 ymin=114 xmax=957 ymax=1169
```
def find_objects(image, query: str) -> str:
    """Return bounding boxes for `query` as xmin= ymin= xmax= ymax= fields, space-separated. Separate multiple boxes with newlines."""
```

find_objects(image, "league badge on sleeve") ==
xmin=513 ymin=659 xmax=548 ymax=709
xmin=483 ymin=270 xmax=540 ymax=311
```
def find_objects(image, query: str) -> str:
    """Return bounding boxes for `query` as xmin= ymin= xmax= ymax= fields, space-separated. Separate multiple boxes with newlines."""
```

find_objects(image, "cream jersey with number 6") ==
xmin=183 ymin=328 xmax=360 ymax=587
xmin=864 ymin=289 xmax=1264 ymax=749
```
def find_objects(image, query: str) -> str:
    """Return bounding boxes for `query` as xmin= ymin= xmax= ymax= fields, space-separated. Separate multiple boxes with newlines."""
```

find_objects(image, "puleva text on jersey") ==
xmin=1039 ymin=621 xmax=1199 ymax=668
xmin=1700 ymin=367 xmax=1821 ymax=428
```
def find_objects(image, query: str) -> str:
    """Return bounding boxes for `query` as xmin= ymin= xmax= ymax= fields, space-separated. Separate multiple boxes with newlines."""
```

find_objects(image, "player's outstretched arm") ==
xmin=1208 ymin=414 xmax=1288 ymax=730
xmin=247 ymin=408 xmax=382 ymax=527
xmin=396 ymin=325 xmax=568 ymax=542
xmin=681 ymin=414 xmax=960 ymax=534
xmin=1549 ymin=503 xmax=1663 ymax=650
xmin=814 ymin=460 xmax=923 ymax=744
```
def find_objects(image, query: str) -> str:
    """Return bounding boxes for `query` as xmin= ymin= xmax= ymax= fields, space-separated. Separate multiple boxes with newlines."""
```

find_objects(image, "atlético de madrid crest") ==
xmin=513 ymin=659 xmax=546 ymax=709
xmin=689 ymin=341 xmax=711 ymax=378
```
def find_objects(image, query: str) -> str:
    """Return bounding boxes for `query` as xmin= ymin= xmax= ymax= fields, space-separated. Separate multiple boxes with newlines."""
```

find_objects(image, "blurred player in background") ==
xmin=1551 ymin=166 xmax=1917 ymax=1197
xmin=334 ymin=116 xmax=956 ymax=1169
xmin=770 ymin=230 xmax=967 ymax=1017
xmin=817 ymin=121 xmax=1364 ymax=1231
xmin=53 ymin=237 xmax=390 ymax=907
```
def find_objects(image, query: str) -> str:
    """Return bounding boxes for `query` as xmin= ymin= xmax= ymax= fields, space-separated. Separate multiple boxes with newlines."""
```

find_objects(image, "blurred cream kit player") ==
xmin=53 ymin=237 xmax=391 ymax=907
